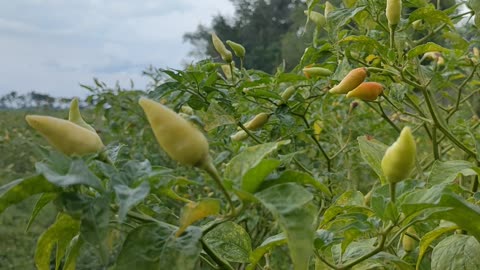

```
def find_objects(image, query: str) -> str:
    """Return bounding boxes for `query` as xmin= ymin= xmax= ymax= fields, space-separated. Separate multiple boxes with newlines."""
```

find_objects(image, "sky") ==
xmin=0 ymin=0 xmax=235 ymax=98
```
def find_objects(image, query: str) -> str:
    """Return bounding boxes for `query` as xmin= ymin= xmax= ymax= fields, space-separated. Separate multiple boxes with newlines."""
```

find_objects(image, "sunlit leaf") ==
xmin=203 ymin=221 xmax=252 ymax=263
xmin=35 ymin=213 xmax=80 ymax=270
xmin=416 ymin=225 xmax=459 ymax=270
xmin=176 ymin=198 xmax=220 ymax=237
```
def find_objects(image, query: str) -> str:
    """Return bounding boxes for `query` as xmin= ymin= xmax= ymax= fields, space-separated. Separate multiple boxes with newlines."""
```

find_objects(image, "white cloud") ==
xmin=0 ymin=0 xmax=234 ymax=97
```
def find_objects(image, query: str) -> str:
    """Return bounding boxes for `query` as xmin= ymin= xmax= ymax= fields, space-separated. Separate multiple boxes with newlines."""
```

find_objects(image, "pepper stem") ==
xmin=201 ymin=158 xmax=236 ymax=216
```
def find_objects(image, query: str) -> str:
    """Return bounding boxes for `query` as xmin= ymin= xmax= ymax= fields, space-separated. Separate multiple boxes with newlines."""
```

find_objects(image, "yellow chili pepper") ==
xmin=381 ymin=126 xmax=416 ymax=184
xmin=26 ymin=115 xmax=104 ymax=156
xmin=329 ymin=67 xmax=368 ymax=94
xmin=346 ymin=82 xmax=384 ymax=101
xmin=139 ymin=97 xmax=210 ymax=167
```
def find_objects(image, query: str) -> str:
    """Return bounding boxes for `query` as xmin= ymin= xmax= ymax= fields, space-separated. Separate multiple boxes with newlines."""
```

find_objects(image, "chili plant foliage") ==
xmin=2 ymin=1 xmax=480 ymax=269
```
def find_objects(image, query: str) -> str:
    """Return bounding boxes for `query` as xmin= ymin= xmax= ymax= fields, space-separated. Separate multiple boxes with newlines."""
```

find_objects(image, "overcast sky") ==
xmin=0 ymin=0 xmax=234 ymax=98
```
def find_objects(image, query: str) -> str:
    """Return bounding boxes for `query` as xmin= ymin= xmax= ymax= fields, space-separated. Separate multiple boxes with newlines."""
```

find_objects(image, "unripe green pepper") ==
xmin=226 ymin=40 xmax=246 ymax=59
xmin=304 ymin=10 xmax=326 ymax=28
xmin=221 ymin=64 xmax=232 ymax=80
xmin=231 ymin=113 xmax=270 ymax=141
xmin=26 ymin=115 xmax=104 ymax=156
xmin=411 ymin=19 xmax=423 ymax=30
xmin=381 ymin=126 xmax=416 ymax=184
xmin=324 ymin=1 xmax=335 ymax=18
xmin=230 ymin=130 xmax=248 ymax=141
xmin=346 ymin=82 xmax=384 ymax=101
xmin=303 ymin=66 xmax=332 ymax=79
xmin=280 ymin=85 xmax=296 ymax=103
xmin=402 ymin=226 xmax=417 ymax=252
xmin=313 ymin=120 xmax=323 ymax=141
xmin=139 ymin=97 xmax=210 ymax=167
xmin=386 ymin=0 xmax=402 ymax=26
xmin=211 ymin=33 xmax=233 ymax=63
xmin=329 ymin=67 xmax=368 ymax=94
xmin=68 ymin=98 xmax=96 ymax=132
xmin=244 ymin=112 xmax=270 ymax=130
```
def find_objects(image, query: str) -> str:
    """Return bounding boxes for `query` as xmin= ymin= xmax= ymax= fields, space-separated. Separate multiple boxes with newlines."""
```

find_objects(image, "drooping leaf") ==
xmin=242 ymin=159 xmax=281 ymax=193
xmin=36 ymin=159 xmax=104 ymax=191
xmin=26 ymin=192 xmax=58 ymax=232
xmin=63 ymin=235 xmax=84 ymax=270
xmin=357 ymin=136 xmax=388 ymax=185
xmin=256 ymin=183 xmax=316 ymax=270
xmin=408 ymin=5 xmax=453 ymax=27
xmin=225 ymin=140 xmax=290 ymax=192
xmin=416 ymin=225 xmax=459 ymax=270
xmin=80 ymin=195 xmax=110 ymax=264
xmin=114 ymin=181 xmax=150 ymax=221
xmin=431 ymin=235 xmax=480 ymax=270
xmin=201 ymin=101 xmax=236 ymax=131
xmin=203 ymin=221 xmax=252 ymax=263
xmin=0 ymin=174 xmax=58 ymax=215
xmin=326 ymin=7 xmax=367 ymax=31
xmin=34 ymin=213 xmax=80 ymax=270
xmin=176 ymin=198 xmax=220 ymax=237
xmin=427 ymin=160 xmax=479 ymax=186
xmin=115 ymin=223 xmax=202 ymax=270
xmin=402 ymin=186 xmax=480 ymax=242
xmin=247 ymin=233 xmax=287 ymax=270
xmin=407 ymin=42 xmax=450 ymax=59
xmin=260 ymin=170 xmax=332 ymax=197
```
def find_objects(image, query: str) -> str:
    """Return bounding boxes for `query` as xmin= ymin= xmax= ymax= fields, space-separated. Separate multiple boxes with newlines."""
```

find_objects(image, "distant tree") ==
xmin=184 ymin=0 xmax=310 ymax=72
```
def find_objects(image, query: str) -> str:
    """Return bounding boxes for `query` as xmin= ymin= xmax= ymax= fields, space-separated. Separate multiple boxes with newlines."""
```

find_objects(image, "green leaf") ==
xmin=200 ymin=101 xmax=236 ymax=131
xmin=407 ymin=42 xmax=450 ymax=59
xmin=431 ymin=235 xmax=480 ymax=270
xmin=247 ymin=233 xmax=287 ymax=270
xmin=402 ymin=186 xmax=480 ymax=243
xmin=427 ymin=160 xmax=479 ymax=186
xmin=26 ymin=193 xmax=58 ymax=232
xmin=63 ymin=235 xmax=83 ymax=270
xmin=35 ymin=213 xmax=81 ymax=270
xmin=353 ymin=252 xmax=412 ymax=270
xmin=36 ymin=158 xmax=104 ymax=191
xmin=256 ymin=183 xmax=316 ymax=270
xmin=373 ymin=180 xmax=424 ymax=221
xmin=339 ymin=35 xmax=383 ymax=51
xmin=176 ymin=198 xmax=220 ymax=237
xmin=256 ymin=183 xmax=313 ymax=214
xmin=357 ymin=136 xmax=388 ymax=185
xmin=242 ymin=159 xmax=281 ymax=193
xmin=260 ymin=170 xmax=332 ymax=197
xmin=322 ymin=190 xmax=366 ymax=225
xmin=416 ymin=225 xmax=459 ymax=270
xmin=114 ymin=181 xmax=150 ymax=221
xmin=115 ymin=223 xmax=202 ymax=270
xmin=225 ymin=140 xmax=290 ymax=192
xmin=0 ymin=174 xmax=58 ymax=215
xmin=408 ymin=5 xmax=453 ymax=27
xmin=203 ymin=221 xmax=252 ymax=263
xmin=327 ymin=7 xmax=367 ymax=31
xmin=80 ymin=195 xmax=110 ymax=264
xmin=332 ymin=238 xmax=376 ymax=264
